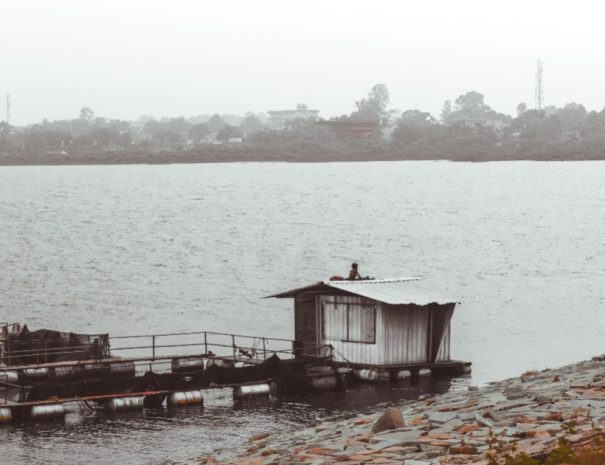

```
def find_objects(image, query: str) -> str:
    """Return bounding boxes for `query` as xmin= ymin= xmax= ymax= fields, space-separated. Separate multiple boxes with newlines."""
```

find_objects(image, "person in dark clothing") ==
xmin=348 ymin=262 xmax=362 ymax=280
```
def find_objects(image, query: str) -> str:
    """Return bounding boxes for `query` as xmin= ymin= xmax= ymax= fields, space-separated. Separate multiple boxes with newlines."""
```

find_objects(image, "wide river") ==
xmin=0 ymin=161 xmax=604 ymax=464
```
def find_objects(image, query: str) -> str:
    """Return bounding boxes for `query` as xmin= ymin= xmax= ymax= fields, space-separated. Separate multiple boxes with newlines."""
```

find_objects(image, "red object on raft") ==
xmin=329 ymin=275 xmax=345 ymax=281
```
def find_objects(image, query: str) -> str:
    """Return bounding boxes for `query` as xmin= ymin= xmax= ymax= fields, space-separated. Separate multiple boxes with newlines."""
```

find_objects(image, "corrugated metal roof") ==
xmin=269 ymin=278 xmax=458 ymax=305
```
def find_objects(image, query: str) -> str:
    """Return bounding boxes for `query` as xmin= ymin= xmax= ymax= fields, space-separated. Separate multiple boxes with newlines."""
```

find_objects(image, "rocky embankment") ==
xmin=197 ymin=356 xmax=605 ymax=465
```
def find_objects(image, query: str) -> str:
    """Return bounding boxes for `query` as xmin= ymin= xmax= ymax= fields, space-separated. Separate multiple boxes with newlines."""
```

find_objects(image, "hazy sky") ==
xmin=2 ymin=0 xmax=605 ymax=125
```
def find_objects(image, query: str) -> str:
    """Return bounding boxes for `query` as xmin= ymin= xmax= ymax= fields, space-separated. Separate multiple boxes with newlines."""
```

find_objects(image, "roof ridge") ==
xmin=324 ymin=277 xmax=421 ymax=285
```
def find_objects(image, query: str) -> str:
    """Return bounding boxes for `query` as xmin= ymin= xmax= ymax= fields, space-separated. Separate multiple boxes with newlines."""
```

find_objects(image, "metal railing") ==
xmin=109 ymin=330 xmax=298 ymax=362
xmin=0 ymin=327 xmax=334 ymax=370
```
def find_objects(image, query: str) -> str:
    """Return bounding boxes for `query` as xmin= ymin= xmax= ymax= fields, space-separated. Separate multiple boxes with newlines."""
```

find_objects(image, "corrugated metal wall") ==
xmin=320 ymin=295 xmax=384 ymax=365
xmin=382 ymin=304 xmax=429 ymax=365
xmin=436 ymin=324 xmax=451 ymax=362
xmin=319 ymin=296 xmax=453 ymax=366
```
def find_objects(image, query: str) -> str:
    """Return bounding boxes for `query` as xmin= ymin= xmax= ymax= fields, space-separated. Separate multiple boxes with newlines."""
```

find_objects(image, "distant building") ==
xmin=267 ymin=103 xmax=319 ymax=130
xmin=457 ymin=118 xmax=508 ymax=131
xmin=316 ymin=120 xmax=379 ymax=139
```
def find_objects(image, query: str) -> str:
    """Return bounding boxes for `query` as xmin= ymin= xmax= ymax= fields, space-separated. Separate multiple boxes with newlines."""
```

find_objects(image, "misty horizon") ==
xmin=3 ymin=0 xmax=605 ymax=125
xmin=1 ymin=84 xmax=602 ymax=128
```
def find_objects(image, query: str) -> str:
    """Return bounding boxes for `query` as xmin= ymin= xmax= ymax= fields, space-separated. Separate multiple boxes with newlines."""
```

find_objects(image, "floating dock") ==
xmin=1 ymin=276 xmax=472 ymax=425
xmin=0 ymin=323 xmax=344 ymax=423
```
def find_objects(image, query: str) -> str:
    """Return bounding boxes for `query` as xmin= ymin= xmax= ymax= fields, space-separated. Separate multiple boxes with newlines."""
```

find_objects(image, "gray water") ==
xmin=0 ymin=161 xmax=604 ymax=464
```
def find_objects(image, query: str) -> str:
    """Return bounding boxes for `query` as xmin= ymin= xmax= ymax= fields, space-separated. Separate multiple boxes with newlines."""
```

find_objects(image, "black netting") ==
xmin=3 ymin=325 xmax=109 ymax=365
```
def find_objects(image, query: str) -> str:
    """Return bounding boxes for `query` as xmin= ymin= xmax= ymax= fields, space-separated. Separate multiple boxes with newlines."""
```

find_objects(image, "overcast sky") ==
xmin=2 ymin=0 xmax=605 ymax=125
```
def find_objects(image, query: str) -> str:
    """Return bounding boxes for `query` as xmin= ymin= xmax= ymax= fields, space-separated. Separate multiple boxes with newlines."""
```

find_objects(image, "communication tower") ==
xmin=535 ymin=59 xmax=544 ymax=111
xmin=5 ymin=93 xmax=11 ymax=125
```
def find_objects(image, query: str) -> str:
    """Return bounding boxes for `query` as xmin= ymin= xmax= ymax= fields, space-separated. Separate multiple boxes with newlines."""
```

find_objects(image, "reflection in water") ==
xmin=1 ymin=375 xmax=467 ymax=465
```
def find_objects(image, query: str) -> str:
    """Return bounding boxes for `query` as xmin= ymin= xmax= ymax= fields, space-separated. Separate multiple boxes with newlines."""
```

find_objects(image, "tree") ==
xmin=392 ymin=110 xmax=436 ymax=144
xmin=517 ymin=102 xmax=527 ymax=117
xmin=144 ymin=120 xmax=162 ymax=135
xmin=162 ymin=117 xmax=191 ymax=134
xmin=79 ymin=107 xmax=95 ymax=123
xmin=351 ymin=83 xmax=392 ymax=126
xmin=217 ymin=126 xmax=242 ymax=142
xmin=454 ymin=91 xmax=485 ymax=113
xmin=444 ymin=91 xmax=510 ymax=125
xmin=440 ymin=100 xmax=452 ymax=122
xmin=557 ymin=103 xmax=587 ymax=131
xmin=206 ymin=114 xmax=227 ymax=133
xmin=239 ymin=114 xmax=264 ymax=136
xmin=189 ymin=123 xmax=210 ymax=142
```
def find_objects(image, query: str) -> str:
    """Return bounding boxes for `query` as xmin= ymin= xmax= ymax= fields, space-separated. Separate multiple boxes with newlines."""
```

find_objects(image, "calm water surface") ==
xmin=0 ymin=161 xmax=604 ymax=464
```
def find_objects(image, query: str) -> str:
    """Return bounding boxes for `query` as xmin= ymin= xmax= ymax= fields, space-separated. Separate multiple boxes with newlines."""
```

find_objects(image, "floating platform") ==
xmin=0 ymin=321 xmax=470 ymax=424
xmin=0 ymin=323 xmax=343 ymax=423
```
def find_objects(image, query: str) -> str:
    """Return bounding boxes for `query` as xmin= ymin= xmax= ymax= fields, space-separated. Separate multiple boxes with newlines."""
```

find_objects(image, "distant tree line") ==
xmin=1 ymin=85 xmax=605 ymax=163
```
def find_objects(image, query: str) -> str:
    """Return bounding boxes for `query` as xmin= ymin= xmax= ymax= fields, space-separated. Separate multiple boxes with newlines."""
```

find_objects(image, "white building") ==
xmin=267 ymin=103 xmax=319 ymax=130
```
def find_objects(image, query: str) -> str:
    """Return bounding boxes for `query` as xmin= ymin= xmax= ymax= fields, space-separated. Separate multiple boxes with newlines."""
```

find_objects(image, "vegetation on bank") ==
xmin=482 ymin=431 xmax=605 ymax=465
xmin=2 ymin=84 xmax=605 ymax=163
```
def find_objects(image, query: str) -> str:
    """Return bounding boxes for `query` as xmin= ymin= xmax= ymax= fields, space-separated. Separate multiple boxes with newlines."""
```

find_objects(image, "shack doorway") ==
xmin=294 ymin=294 xmax=318 ymax=356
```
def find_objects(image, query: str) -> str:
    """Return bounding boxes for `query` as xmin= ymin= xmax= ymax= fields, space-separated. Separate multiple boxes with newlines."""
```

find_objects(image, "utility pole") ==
xmin=535 ymin=59 xmax=544 ymax=111
xmin=5 ymin=93 xmax=11 ymax=125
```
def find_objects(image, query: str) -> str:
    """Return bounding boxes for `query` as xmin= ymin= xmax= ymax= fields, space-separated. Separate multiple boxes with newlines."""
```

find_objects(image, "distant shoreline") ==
xmin=2 ymin=151 xmax=604 ymax=166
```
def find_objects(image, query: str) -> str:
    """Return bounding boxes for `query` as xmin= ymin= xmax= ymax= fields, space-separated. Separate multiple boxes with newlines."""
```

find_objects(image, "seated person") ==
xmin=348 ymin=262 xmax=362 ymax=280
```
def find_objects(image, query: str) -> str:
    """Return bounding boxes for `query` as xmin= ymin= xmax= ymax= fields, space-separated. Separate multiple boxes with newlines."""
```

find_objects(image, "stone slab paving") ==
xmin=191 ymin=355 xmax=605 ymax=465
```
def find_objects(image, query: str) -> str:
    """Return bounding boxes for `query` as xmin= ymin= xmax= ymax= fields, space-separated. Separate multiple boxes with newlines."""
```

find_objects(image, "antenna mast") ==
xmin=535 ymin=59 xmax=544 ymax=111
xmin=5 ymin=93 xmax=11 ymax=125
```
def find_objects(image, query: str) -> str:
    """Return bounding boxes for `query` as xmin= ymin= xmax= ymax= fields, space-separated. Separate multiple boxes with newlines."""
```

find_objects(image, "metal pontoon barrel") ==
xmin=171 ymin=357 xmax=204 ymax=373
xmin=81 ymin=363 xmax=108 ymax=377
xmin=353 ymin=368 xmax=391 ymax=382
xmin=21 ymin=367 xmax=50 ymax=382
xmin=104 ymin=396 xmax=144 ymax=412
xmin=233 ymin=383 xmax=271 ymax=400
xmin=108 ymin=361 xmax=136 ymax=377
xmin=53 ymin=365 xmax=80 ymax=380
xmin=0 ymin=408 xmax=12 ymax=423
xmin=0 ymin=370 xmax=18 ymax=385
xmin=167 ymin=390 xmax=204 ymax=407
xmin=29 ymin=404 xmax=65 ymax=421
xmin=353 ymin=368 xmax=379 ymax=382
xmin=309 ymin=374 xmax=339 ymax=392
xmin=205 ymin=358 xmax=233 ymax=368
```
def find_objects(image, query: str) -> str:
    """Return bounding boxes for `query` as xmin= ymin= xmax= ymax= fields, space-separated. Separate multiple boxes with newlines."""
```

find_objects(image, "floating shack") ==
xmin=270 ymin=278 xmax=471 ymax=379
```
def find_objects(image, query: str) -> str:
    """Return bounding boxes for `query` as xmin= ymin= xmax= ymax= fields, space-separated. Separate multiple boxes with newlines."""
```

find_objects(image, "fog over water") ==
xmin=1 ymin=160 xmax=604 ymax=464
